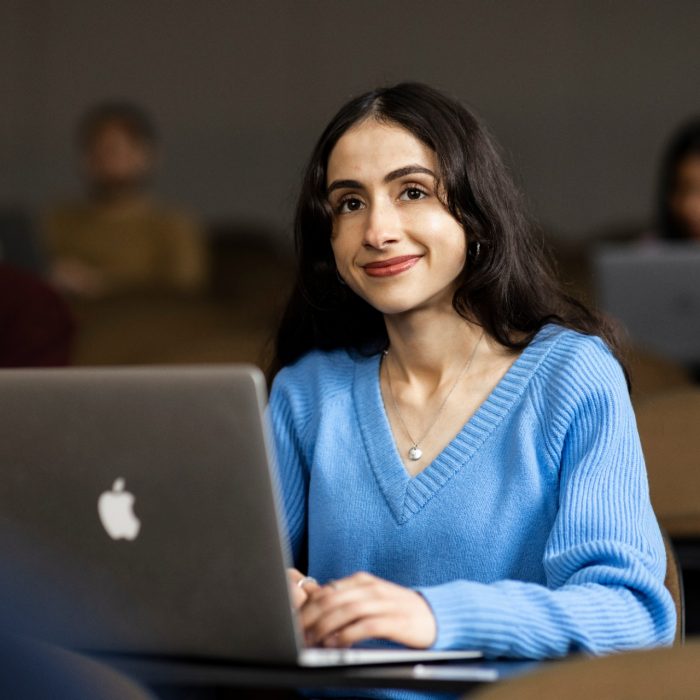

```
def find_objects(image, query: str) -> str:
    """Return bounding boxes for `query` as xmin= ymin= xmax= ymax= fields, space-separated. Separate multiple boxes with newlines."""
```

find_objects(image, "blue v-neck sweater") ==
xmin=269 ymin=325 xmax=675 ymax=659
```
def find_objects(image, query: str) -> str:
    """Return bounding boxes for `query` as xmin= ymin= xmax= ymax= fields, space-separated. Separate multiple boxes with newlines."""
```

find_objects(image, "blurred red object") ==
xmin=0 ymin=263 xmax=74 ymax=367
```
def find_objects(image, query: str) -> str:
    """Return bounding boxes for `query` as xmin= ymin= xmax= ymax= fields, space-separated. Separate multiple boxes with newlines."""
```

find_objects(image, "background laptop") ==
xmin=593 ymin=242 xmax=700 ymax=365
xmin=0 ymin=365 xmax=479 ymax=667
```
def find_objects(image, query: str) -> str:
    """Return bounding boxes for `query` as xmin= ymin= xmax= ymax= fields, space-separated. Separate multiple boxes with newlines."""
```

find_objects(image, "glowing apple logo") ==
xmin=98 ymin=478 xmax=141 ymax=540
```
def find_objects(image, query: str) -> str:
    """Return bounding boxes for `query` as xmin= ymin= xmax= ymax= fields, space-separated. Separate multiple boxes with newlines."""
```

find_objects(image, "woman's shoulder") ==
xmin=270 ymin=347 xmax=371 ymax=401
xmin=530 ymin=324 xmax=627 ymax=401
xmin=534 ymin=323 xmax=613 ymax=358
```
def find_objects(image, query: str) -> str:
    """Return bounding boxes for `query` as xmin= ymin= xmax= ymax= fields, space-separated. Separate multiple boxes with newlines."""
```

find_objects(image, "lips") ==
xmin=362 ymin=255 xmax=422 ymax=277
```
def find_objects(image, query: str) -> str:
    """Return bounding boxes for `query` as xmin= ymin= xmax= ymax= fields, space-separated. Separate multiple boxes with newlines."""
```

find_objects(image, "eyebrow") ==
xmin=326 ymin=165 xmax=436 ymax=195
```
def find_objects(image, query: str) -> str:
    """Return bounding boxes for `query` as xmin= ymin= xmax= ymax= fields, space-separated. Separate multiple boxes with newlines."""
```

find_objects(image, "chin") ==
xmin=356 ymin=286 xmax=457 ymax=317
xmin=372 ymin=304 xmax=416 ymax=317
xmin=348 ymin=287 xmax=413 ymax=315
xmin=362 ymin=296 xmax=433 ymax=317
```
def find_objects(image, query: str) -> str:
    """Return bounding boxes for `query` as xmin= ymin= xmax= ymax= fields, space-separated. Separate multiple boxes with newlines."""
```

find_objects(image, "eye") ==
xmin=337 ymin=196 xmax=365 ymax=214
xmin=399 ymin=186 xmax=428 ymax=201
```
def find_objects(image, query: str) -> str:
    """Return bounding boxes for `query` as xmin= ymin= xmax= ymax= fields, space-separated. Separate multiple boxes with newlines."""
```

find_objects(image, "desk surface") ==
xmin=106 ymin=656 xmax=541 ymax=693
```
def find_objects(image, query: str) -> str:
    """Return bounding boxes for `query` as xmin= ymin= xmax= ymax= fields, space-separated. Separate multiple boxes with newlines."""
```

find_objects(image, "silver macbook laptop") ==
xmin=593 ymin=242 xmax=700 ymax=365
xmin=0 ymin=366 xmax=480 ymax=667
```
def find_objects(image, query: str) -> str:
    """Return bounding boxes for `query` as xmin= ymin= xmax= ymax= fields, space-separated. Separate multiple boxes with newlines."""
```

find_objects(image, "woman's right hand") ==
xmin=287 ymin=568 xmax=321 ymax=610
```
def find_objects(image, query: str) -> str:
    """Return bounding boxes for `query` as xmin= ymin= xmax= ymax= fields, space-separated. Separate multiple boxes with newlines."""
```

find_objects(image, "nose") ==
xmin=362 ymin=199 xmax=400 ymax=250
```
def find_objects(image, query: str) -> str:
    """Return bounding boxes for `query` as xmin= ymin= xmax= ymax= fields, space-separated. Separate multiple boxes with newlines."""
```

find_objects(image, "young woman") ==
xmin=268 ymin=83 xmax=675 ymax=664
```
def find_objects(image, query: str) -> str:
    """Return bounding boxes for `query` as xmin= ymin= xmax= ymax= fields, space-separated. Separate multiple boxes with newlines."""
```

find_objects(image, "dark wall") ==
xmin=1 ymin=0 xmax=699 ymax=240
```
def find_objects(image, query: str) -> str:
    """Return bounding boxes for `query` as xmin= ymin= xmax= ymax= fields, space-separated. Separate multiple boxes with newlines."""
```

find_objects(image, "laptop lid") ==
xmin=593 ymin=242 xmax=700 ymax=364
xmin=0 ymin=365 xmax=301 ymax=664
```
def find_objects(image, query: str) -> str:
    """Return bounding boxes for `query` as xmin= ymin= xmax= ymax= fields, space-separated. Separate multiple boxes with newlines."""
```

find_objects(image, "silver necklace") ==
xmin=384 ymin=332 xmax=484 ymax=461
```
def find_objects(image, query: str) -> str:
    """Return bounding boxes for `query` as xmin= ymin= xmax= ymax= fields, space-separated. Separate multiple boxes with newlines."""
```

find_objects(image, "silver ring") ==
xmin=297 ymin=575 xmax=318 ymax=589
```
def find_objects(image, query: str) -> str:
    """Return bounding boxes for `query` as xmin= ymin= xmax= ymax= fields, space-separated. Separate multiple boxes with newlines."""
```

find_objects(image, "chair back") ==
xmin=635 ymin=388 xmax=700 ymax=537
xmin=662 ymin=529 xmax=685 ymax=645
xmin=628 ymin=350 xmax=691 ymax=403
xmin=471 ymin=641 xmax=700 ymax=700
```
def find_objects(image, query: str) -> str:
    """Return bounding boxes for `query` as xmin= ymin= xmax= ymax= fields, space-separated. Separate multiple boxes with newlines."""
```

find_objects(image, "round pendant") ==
xmin=408 ymin=446 xmax=423 ymax=461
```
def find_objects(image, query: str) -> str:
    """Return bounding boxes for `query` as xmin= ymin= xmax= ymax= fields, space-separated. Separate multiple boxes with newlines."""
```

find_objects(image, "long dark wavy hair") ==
xmin=657 ymin=116 xmax=700 ymax=240
xmin=269 ymin=83 xmax=624 ymax=382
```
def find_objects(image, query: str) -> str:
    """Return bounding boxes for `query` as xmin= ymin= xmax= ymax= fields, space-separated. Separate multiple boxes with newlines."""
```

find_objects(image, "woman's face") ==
xmin=326 ymin=118 xmax=467 ymax=317
xmin=670 ymin=154 xmax=700 ymax=240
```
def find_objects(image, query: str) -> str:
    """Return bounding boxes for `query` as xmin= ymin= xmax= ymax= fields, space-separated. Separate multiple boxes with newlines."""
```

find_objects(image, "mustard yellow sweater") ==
xmin=44 ymin=197 xmax=208 ymax=295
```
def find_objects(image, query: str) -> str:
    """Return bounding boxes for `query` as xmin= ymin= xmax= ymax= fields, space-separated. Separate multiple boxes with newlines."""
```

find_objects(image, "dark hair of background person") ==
xmin=657 ymin=116 xmax=700 ymax=240
xmin=269 ymin=82 xmax=626 ymax=384
xmin=76 ymin=101 xmax=157 ymax=150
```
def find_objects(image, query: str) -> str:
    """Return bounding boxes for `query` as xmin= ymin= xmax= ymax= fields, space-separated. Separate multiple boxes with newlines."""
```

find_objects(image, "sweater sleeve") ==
xmin=417 ymin=339 xmax=676 ymax=658
xmin=268 ymin=368 xmax=310 ymax=567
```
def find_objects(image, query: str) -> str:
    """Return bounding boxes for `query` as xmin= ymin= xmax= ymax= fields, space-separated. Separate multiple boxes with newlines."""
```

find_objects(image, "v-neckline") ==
xmin=351 ymin=325 xmax=560 ymax=524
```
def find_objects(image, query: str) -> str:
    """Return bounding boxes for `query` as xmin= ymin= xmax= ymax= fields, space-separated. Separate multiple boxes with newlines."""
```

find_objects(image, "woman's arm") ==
xmin=416 ymin=344 xmax=675 ymax=657
xmin=268 ymin=372 xmax=310 ymax=566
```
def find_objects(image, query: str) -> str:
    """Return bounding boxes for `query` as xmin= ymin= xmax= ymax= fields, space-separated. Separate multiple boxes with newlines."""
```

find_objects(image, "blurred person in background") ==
xmin=43 ymin=101 xmax=208 ymax=299
xmin=656 ymin=117 xmax=700 ymax=242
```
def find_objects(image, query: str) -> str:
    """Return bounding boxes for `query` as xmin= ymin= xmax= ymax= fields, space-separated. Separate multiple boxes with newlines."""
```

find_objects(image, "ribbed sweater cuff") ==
xmin=418 ymin=581 xmax=516 ymax=654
